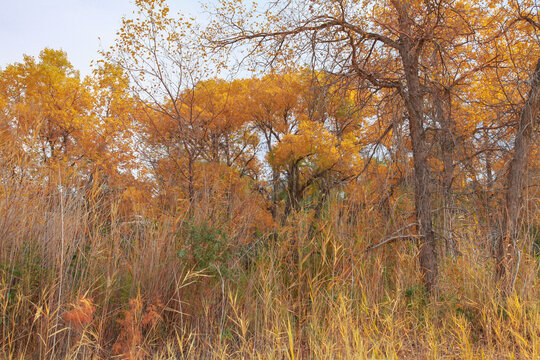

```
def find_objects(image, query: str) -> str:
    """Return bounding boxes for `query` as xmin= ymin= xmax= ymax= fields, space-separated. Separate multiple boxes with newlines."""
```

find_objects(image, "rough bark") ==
xmin=496 ymin=58 xmax=540 ymax=286
xmin=434 ymin=88 xmax=456 ymax=254
xmin=397 ymin=12 xmax=438 ymax=291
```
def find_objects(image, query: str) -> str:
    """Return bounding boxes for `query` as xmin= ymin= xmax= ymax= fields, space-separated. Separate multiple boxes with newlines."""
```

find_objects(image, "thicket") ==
xmin=0 ymin=0 xmax=539 ymax=358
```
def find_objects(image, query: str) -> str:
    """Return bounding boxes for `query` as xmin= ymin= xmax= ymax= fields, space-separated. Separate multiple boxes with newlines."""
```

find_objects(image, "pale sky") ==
xmin=0 ymin=0 xmax=205 ymax=76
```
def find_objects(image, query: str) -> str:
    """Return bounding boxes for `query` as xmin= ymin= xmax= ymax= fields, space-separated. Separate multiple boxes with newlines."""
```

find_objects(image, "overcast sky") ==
xmin=0 ymin=0 xmax=204 ymax=76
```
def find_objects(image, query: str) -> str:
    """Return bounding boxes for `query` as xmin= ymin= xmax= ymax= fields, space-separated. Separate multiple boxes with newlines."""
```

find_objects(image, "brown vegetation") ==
xmin=0 ymin=0 xmax=538 ymax=358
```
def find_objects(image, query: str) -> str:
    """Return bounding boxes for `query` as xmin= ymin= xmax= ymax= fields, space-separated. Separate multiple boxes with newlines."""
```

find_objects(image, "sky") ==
xmin=0 ymin=0 xmax=205 ymax=76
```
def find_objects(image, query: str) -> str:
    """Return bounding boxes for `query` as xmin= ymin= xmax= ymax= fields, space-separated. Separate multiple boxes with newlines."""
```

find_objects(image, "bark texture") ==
xmin=394 ymin=1 xmax=438 ymax=291
xmin=496 ymin=58 xmax=540 ymax=286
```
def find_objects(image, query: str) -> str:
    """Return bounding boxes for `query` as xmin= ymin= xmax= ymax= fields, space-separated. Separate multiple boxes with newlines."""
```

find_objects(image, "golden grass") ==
xmin=0 ymin=176 xmax=538 ymax=359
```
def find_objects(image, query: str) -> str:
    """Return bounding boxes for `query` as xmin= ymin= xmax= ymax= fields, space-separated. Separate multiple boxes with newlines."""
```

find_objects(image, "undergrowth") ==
xmin=0 ymin=181 xmax=538 ymax=359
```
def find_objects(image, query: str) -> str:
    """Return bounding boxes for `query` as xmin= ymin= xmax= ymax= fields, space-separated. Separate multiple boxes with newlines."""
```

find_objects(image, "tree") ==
xmin=0 ymin=49 xmax=92 ymax=186
xmin=0 ymin=49 xmax=141 ymax=214
xmin=494 ymin=4 xmax=540 ymax=288
xmin=106 ymin=0 xmax=232 ymax=208
xmin=210 ymin=0 xmax=490 ymax=291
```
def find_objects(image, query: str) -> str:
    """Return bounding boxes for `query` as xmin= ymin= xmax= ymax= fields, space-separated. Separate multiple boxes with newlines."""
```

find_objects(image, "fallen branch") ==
xmin=363 ymin=223 xmax=418 ymax=252
xmin=363 ymin=235 xmax=417 ymax=252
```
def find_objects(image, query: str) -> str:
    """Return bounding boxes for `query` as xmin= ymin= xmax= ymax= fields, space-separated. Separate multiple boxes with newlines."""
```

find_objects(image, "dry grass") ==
xmin=0 ymin=173 xmax=539 ymax=360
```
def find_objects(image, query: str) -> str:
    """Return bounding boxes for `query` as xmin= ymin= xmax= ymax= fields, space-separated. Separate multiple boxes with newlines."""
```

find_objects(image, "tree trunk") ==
xmin=496 ymin=58 xmax=540 ymax=286
xmin=391 ymin=0 xmax=438 ymax=292
xmin=401 ymin=45 xmax=438 ymax=292
xmin=435 ymin=88 xmax=457 ymax=255
xmin=271 ymin=167 xmax=279 ymax=220
xmin=283 ymin=162 xmax=299 ymax=224
xmin=483 ymin=126 xmax=498 ymax=256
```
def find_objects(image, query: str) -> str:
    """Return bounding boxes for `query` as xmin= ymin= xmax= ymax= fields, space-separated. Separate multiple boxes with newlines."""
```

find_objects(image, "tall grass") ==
xmin=0 ymin=172 xmax=539 ymax=359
